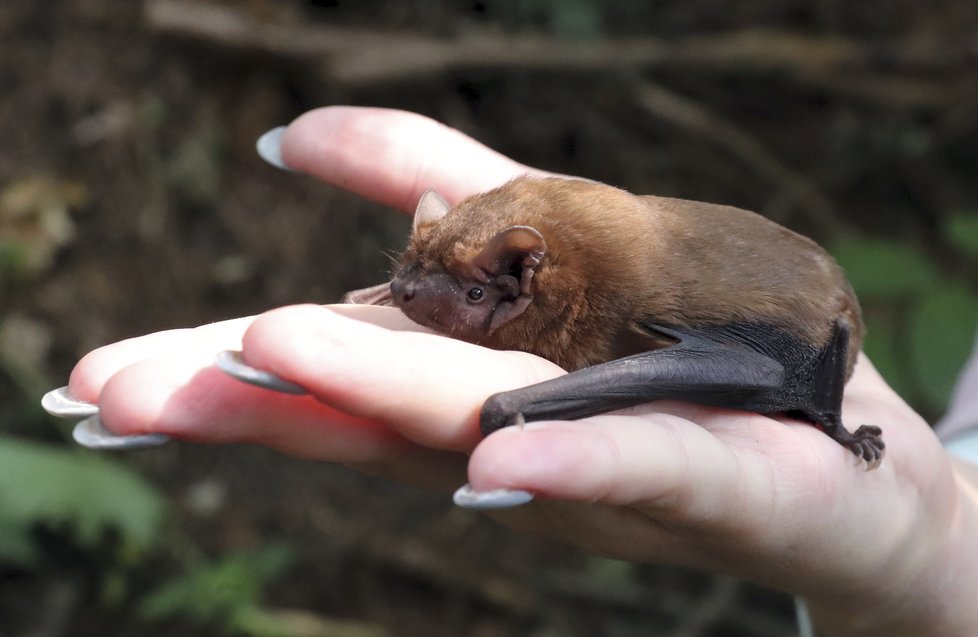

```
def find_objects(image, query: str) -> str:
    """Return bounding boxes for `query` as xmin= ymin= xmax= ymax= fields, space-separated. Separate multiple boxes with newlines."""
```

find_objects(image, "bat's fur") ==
xmin=354 ymin=177 xmax=883 ymax=466
xmin=402 ymin=177 xmax=862 ymax=374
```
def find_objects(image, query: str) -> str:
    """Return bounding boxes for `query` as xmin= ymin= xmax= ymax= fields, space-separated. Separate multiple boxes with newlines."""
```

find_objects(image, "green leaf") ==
xmin=942 ymin=210 xmax=978 ymax=258
xmin=0 ymin=436 xmax=166 ymax=564
xmin=831 ymin=238 xmax=938 ymax=300
xmin=0 ymin=510 xmax=41 ymax=566
xmin=909 ymin=284 xmax=978 ymax=409
xmin=139 ymin=544 xmax=294 ymax=624
xmin=860 ymin=320 xmax=914 ymax=401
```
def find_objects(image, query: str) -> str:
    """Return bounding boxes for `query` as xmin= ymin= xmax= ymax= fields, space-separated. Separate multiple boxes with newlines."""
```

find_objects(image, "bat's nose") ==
xmin=390 ymin=279 xmax=415 ymax=304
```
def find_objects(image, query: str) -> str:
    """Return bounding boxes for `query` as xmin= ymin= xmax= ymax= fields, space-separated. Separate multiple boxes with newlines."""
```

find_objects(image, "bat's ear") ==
xmin=474 ymin=226 xmax=547 ymax=295
xmin=412 ymin=189 xmax=452 ymax=232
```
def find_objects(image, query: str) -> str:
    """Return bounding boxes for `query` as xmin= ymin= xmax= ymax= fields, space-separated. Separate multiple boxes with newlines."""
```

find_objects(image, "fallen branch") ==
xmin=145 ymin=0 xmax=963 ymax=108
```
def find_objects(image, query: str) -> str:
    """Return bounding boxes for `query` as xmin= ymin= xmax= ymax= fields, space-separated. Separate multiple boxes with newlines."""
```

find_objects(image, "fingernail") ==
xmin=73 ymin=415 xmax=170 ymax=450
xmin=41 ymin=386 xmax=99 ymax=418
xmin=256 ymin=126 xmax=292 ymax=171
xmin=215 ymin=350 xmax=308 ymax=395
xmin=453 ymin=483 xmax=535 ymax=509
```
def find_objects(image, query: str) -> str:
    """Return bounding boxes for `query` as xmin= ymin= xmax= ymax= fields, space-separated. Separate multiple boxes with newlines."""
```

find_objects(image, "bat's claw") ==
xmin=819 ymin=415 xmax=885 ymax=470
xmin=479 ymin=391 xmax=527 ymax=436
xmin=846 ymin=424 xmax=885 ymax=470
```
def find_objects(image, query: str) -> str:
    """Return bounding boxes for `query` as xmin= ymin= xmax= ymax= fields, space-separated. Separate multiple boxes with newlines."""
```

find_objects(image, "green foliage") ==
xmin=832 ymin=228 xmax=978 ymax=413
xmin=0 ymin=434 xmax=292 ymax=634
xmin=139 ymin=543 xmax=294 ymax=634
xmin=942 ymin=210 xmax=978 ymax=258
xmin=831 ymin=238 xmax=938 ymax=300
xmin=858 ymin=321 xmax=912 ymax=399
xmin=0 ymin=436 xmax=167 ymax=566
xmin=909 ymin=284 xmax=978 ymax=408
xmin=513 ymin=0 xmax=604 ymax=37
xmin=0 ymin=241 xmax=30 ymax=284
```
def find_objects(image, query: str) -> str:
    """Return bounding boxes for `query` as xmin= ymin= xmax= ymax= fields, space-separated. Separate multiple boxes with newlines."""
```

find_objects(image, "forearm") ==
xmin=804 ymin=457 xmax=978 ymax=637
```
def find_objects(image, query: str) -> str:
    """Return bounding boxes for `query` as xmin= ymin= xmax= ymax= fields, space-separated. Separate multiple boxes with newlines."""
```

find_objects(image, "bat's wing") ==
xmin=481 ymin=321 xmax=884 ymax=466
xmin=482 ymin=324 xmax=785 ymax=429
xmin=341 ymin=282 xmax=393 ymax=306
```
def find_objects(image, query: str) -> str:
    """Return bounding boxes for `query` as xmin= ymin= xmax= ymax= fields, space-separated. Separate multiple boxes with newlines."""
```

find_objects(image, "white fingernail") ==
xmin=453 ymin=483 xmax=535 ymax=509
xmin=41 ymin=386 xmax=99 ymax=418
xmin=73 ymin=416 xmax=170 ymax=450
xmin=215 ymin=350 xmax=308 ymax=395
xmin=256 ymin=126 xmax=292 ymax=171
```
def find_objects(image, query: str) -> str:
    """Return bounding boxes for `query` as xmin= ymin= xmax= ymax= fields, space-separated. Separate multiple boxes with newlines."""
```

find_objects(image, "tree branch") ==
xmin=144 ymin=0 xmax=963 ymax=109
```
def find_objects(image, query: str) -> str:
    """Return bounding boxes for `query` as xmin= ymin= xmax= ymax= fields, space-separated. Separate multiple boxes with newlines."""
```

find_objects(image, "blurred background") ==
xmin=1 ymin=1 xmax=977 ymax=635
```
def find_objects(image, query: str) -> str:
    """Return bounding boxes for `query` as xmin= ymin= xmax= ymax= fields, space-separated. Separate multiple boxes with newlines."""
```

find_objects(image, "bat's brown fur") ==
xmin=403 ymin=177 xmax=862 ymax=375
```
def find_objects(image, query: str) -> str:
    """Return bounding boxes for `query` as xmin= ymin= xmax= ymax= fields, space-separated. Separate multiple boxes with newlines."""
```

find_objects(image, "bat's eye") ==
xmin=466 ymin=286 xmax=486 ymax=303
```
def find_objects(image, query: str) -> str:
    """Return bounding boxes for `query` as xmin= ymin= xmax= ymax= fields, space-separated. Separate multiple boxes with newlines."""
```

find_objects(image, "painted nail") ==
xmin=215 ymin=350 xmax=308 ymax=395
xmin=41 ymin=386 xmax=100 ymax=418
xmin=256 ymin=126 xmax=292 ymax=171
xmin=73 ymin=415 xmax=170 ymax=450
xmin=452 ymin=483 xmax=535 ymax=509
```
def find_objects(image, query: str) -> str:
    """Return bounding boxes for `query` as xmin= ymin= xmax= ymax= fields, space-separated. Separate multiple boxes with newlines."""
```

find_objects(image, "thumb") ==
xmin=278 ymin=106 xmax=547 ymax=212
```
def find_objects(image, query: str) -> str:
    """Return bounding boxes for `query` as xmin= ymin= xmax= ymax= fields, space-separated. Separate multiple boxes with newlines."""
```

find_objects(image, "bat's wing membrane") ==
xmin=341 ymin=282 xmax=393 ymax=306
xmin=481 ymin=320 xmax=884 ymax=468
xmin=481 ymin=323 xmax=785 ymax=434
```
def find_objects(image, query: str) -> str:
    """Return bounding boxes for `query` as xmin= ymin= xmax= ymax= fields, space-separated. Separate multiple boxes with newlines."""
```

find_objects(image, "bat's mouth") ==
xmin=399 ymin=305 xmax=465 ymax=336
xmin=411 ymin=310 xmax=486 ymax=344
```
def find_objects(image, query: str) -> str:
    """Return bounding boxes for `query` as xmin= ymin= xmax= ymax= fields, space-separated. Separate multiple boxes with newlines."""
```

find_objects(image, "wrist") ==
xmin=803 ymin=458 xmax=978 ymax=636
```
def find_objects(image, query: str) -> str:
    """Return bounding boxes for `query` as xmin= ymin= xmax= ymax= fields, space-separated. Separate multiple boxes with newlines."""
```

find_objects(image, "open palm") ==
xmin=66 ymin=107 xmax=974 ymax=636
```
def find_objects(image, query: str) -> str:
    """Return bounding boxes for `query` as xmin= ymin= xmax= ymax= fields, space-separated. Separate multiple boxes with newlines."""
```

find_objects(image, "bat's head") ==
xmin=390 ymin=188 xmax=547 ymax=344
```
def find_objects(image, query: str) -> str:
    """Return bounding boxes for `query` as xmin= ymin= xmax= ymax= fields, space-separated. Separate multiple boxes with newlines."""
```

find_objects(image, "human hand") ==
xmin=59 ymin=107 xmax=978 ymax=636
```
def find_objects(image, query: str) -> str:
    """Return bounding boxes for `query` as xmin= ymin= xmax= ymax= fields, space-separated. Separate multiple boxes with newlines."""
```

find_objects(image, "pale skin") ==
xmin=68 ymin=106 xmax=978 ymax=636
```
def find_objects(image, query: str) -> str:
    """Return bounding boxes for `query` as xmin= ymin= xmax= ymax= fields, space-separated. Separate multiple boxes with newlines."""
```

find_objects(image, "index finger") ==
xmin=239 ymin=304 xmax=567 ymax=451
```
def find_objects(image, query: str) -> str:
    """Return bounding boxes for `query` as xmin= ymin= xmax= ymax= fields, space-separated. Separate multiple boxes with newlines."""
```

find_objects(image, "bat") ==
xmin=345 ymin=176 xmax=884 ymax=468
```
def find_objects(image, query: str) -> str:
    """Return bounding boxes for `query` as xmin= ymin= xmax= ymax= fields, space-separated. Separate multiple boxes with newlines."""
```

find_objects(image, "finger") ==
xmin=239 ymin=303 xmax=566 ymax=452
xmin=466 ymin=404 xmax=909 ymax=533
xmin=72 ymin=304 xmax=440 ymax=455
xmin=467 ymin=413 xmax=916 ymax=589
xmin=279 ymin=106 xmax=551 ymax=212
xmin=65 ymin=303 xmax=425 ymax=402
xmin=67 ymin=316 xmax=257 ymax=403
xmin=459 ymin=412 xmax=777 ymax=569
xmin=466 ymin=414 xmax=748 ymax=522
xmin=94 ymin=349 xmax=472 ymax=492
xmin=94 ymin=362 xmax=434 ymax=468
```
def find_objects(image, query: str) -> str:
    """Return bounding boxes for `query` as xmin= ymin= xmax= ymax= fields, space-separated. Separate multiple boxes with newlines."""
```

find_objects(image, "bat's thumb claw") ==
xmin=453 ymin=484 xmax=535 ymax=509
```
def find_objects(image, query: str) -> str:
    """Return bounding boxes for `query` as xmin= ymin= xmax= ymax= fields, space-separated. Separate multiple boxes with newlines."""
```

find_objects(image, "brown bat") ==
xmin=346 ymin=176 xmax=884 ymax=467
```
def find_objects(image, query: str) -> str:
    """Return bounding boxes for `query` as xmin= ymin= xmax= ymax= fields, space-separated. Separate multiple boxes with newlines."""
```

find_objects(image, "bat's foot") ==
xmin=834 ymin=424 xmax=885 ymax=470
xmin=811 ymin=411 xmax=885 ymax=469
